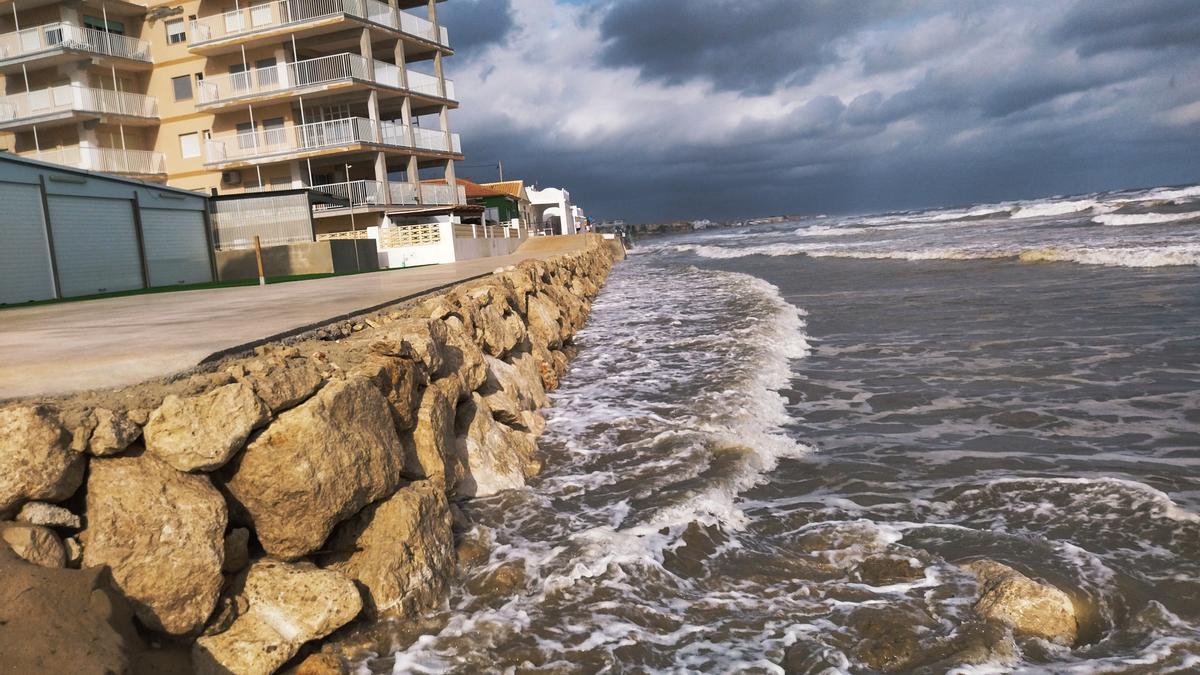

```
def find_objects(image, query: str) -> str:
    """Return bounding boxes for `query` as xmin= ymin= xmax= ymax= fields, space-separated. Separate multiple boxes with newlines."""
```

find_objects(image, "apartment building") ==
xmin=0 ymin=0 xmax=463 ymax=236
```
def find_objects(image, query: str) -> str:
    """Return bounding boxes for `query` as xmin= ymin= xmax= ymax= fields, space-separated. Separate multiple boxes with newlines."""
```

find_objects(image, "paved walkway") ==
xmin=0 ymin=236 xmax=590 ymax=400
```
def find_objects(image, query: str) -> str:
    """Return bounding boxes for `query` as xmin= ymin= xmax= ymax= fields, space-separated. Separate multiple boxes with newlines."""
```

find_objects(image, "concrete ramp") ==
xmin=515 ymin=234 xmax=594 ymax=254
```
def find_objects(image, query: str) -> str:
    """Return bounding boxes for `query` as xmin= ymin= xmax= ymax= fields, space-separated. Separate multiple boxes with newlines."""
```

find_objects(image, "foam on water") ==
xmin=1010 ymin=199 xmax=1106 ymax=219
xmin=1093 ymin=211 xmax=1200 ymax=226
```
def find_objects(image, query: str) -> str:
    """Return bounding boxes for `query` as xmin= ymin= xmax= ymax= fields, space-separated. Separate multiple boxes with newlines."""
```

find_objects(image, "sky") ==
xmin=436 ymin=0 xmax=1200 ymax=223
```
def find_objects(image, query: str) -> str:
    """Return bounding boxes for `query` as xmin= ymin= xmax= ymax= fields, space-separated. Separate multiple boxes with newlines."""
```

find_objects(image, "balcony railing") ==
xmin=309 ymin=179 xmax=463 ymax=209
xmin=420 ymin=182 xmax=465 ymax=206
xmin=0 ymin=23 xmax=152 ymax=63
xmin=205 ymin=116 xmax=461 ymax=164
xmin=190 ymin=0 xmax=449 ymax=47
xmin=0 ymin=84 xmax=157 ymax=124
xmin=33 ymin=146 xmax=166 ymax=175
xmin=196 ymin=54 xmax=452 ymax=105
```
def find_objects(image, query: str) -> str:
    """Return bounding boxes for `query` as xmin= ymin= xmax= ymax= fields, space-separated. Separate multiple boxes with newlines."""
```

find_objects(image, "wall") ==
xmin=214 ymin=239 xmax=379 ymax=281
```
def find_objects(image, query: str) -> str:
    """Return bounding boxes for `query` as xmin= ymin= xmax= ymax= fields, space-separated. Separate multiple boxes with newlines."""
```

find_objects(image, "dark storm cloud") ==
xmin=598 ymin=0 xmax=902 ymax=95
xmin=1054 ymin=0 xmax=1200 ymax=56
xmin=438 ymin=0 xmax=514 ymax=57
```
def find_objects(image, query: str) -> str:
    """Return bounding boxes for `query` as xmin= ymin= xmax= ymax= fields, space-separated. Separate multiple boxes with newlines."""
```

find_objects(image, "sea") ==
xmin=365 ymin=183 xmax=1200 ymax=673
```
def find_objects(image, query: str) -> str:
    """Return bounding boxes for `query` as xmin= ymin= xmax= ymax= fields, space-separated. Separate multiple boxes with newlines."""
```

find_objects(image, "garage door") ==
xmin=140 ymin=208 xmax=213 ymax=287
xmin=48 ymin=195 xmax=143 ymax=298
xmin=0 ymin=182 xmax=56 ymax=304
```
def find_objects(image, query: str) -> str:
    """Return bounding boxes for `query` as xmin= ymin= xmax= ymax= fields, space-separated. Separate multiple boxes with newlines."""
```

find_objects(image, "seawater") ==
xmin=366 ymin=184 xmax=1200 ymax=673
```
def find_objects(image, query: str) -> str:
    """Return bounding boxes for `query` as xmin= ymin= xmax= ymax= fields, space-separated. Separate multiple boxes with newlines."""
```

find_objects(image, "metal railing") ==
xmin=0 ymin=23 xmax=152 ymax=62
xmin=190 ymin=0 xmax=449 ymax=47
xmin=421 ymin=182 xmax=463 ymax=205
xmin=206 ymin=116 xmax=460 ymax=163
xmin=411 ymin=126 xmax=462 ymax=154
xmin=0 ymin=84 xmax=157 ymax=123
xmin=33 ymin=146 xmax=165 ymax=175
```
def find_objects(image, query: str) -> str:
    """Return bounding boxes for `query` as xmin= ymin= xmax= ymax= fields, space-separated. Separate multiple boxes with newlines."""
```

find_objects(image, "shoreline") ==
xmin=0 ymin=237 xmax=620 ymax=674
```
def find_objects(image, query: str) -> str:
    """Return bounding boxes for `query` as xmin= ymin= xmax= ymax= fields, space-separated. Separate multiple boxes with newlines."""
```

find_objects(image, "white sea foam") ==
xmin=1092 ymin=211 xmax=1200 ymax=226
xmin=1010 ymin=199 xmax=1104 ymax=219
xmin=1017 ymin=244 xmax=1200 ymax=267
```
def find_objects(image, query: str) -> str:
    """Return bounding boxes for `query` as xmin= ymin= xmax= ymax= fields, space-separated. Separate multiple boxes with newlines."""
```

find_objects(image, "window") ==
xmin=179 ymin=132 xmax=200 ymax=158
xmin=165 ymin=19 xmax=185 ymax=44
xmin=84 ymin=15 xmax=125 ymax=35
xmin=262 ymin=117 xmax=286 ymax=147
xmin=171 ymin=74 xmax=192 ymax=101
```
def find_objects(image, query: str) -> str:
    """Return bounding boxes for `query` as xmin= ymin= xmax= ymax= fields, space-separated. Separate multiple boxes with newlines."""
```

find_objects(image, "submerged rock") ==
xmin=322 ymin=481 xmax=454 ymax=617
xmin=194 ymin=560 xmax=361 ymax=675
xmin=82 ymin=452 xmax=227 ymax=636
xmin=964 ymin=559 xmax=1078 ymax=645
xmin=144 ymin=382 xmax=270 ymax=472
xmin=220 ymin=377 xmax=405 ymax=560
xmin=0 ymin=405 xmax=84 ymax=516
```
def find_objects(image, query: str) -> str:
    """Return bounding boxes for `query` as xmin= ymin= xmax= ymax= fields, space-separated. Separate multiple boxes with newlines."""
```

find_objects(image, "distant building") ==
xmin=528 ymin=186 xmax=577 ymax=235
xmin=481 ymin=180 xmax=535 ymax=229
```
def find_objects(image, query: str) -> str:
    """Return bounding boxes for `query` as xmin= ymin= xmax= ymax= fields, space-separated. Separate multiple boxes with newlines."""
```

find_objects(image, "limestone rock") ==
xmin=964 ymin=560 xmax=1078 ymax=645
xmin=354 ymin=356 xmax=426 ymax=431
xmin=0 ymin=405 xmax=85 ymax=515
xmin=289 ymin=653 xmax=349 ymax=675
xmin=406 ymin=378 xmax=464 ymax=489
xmin=464 ymin=560 xmax=527 ymax=600
xmin=454 ymin=394 xmax=539 ymax=499
xmin=441 ymin=329 xmax=487 ymax=398
xmin=144 ymin=382 xmax=270 ymax=472
xmin=231 ymin=354 xmax=324 ymax=413
xmin=82 ymin=453 xmax=227 ymax=636
xmin=220 ymin=377 xmax=405 ymax=560
xmin=1 ymin=522 xmax=66 ymax=568
xmin=16 ymin=501 xmax=81 ymax=529
xmin=484 ymin=355 xmax=550 ymax=422
xmin=64 ymin=536 xmax=83 ymax=567
xmin=193 ymin=560 xmax=362 ymax=675
xmin=88 ymin=408 xmax=142 ymax=456
xmin=322 ymin=481 xmax=454 ymax=617
xmin=384 ymin=319 xmax=448 ymax=375
xmin=526 ymin=293 xmax=563 ymax=350
xmin=0 ymin=543 xmax=145 ymax=674
xmin=223 ymin=527 xmax=251 ymax=574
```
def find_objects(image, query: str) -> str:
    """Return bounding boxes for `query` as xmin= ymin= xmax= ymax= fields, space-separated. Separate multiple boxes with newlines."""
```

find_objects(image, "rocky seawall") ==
xmin=0 ymin=240 xmax=617 ymax=674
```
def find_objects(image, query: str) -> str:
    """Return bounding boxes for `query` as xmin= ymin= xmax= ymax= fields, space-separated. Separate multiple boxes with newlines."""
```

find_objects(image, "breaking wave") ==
xmin=1093 ymin=211 xmax=1200 ymax=226
xmin=1010 ymin=199 xmax=1106 ymax=219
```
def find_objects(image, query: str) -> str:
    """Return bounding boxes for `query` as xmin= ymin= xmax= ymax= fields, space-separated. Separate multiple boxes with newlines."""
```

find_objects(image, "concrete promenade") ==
xmin=0 ymin=236 xmax=591 ymax=400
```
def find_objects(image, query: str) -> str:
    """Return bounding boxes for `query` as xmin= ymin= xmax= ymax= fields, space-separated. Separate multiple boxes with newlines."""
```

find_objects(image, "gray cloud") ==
xmin=438 ymin=0 xmax=514 ymax=58
xmin=1055 ymin=0 xmax=1200 ymax=56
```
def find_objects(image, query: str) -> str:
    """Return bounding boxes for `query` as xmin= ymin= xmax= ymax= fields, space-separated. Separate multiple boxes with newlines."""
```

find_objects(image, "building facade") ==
xmin=0 ymin=0 xmax=462 ymax=236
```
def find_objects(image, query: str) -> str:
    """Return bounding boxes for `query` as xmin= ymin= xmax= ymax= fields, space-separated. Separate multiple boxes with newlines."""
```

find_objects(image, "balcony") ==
xmin=309 ymin=179 xmax=464 ymax=211
xmin=0 ymin=84 xmax=157 ymax=131
xmin=189 ymin=0 xmax=450 ymax=54
xmin=204 ymin=116 xmax=462 ymax=168
xmin=32 ymin=146 xmax=166 ymax=177
xmin=195 ymin=53 xmax=456 ymax=110
xmin=0 ymin=24 xmax=152 ymax=72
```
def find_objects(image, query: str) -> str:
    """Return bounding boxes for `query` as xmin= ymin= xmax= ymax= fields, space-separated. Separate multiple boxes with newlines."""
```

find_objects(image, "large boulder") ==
xmin=321 ymin=481 xmax=454 ymax=617
xmin=483 ymin=354 xmax=550 ymax=423
xmin=0 ymin=543 xmax=145 ymax=674
xmin=82 ymin=453 xmax=227 ymax=636
xmin=1 ymin=521 xmax=66 ymax=568
xmin=383 ymin=318 xmax=448 ymax=375
xmin=525 ymin=293 xmax=563 ymax=350
xmin=88 ymin=408 xmax=142 ymax=457
xmin=353 ymin=356 xmax=426 ymax=432
xmin=193 ymin=560 xmax=362 ymax=675
xmin=454 ymin=394 xmax=539 ymax=499
xmin=406 ymin=378 xmax=465 ymax=489
xmin=0 ymin=405 xmax=85 ymax=516
xmin=220 ymin=377 xmax=405 ymax=560
xmin=144 ymin=382 xmax=270 ymax=472
xmin=229 ymin=353 xmax=324 ymax=413
xmin=963 ymin=560 xmax=1078 ymax=645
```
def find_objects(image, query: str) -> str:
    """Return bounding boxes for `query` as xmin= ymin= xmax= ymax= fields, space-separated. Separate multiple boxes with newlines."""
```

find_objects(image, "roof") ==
xmin=422 ymin=177 xmax=507 ymax=199
xmin=481 ymin=180 xmax=528 ymax=201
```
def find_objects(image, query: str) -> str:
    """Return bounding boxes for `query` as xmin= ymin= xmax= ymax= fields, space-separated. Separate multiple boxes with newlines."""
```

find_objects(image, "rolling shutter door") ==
xmin=0 ymin=182 xmax=56 ymax=304
xmin=140 ymin=208 xmax=213 ymax=287
xmin=48 ymin=195 xmax=143 ymax=297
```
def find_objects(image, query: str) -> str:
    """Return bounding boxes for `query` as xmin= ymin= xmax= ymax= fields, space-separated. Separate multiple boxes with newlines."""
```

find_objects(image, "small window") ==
xmin=165 ymin=19 xmax=186 ymax=44
xmin=172 ymin=74 xmax=192 ymax=101
xmin=179 ymin=132 xmax=200 ymax=158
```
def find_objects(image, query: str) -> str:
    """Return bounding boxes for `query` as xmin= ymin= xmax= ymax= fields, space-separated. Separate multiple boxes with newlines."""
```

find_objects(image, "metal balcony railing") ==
xmin=196 ymin=54 xmax=453 ymax=105
xmin=0 ymin=23 xmax=152 ymax=63
xmin=310 ymin=179 xmax=464 ymax=210
xmin=33 ymin=146 xmax=166 ymax=175
xmin=205 ymin=116 xmax=461 ymax=164
xmin=190 ymin=0 xmax=449 ymax=47
xmin=0 ymin=84 xmax=157 ymax=124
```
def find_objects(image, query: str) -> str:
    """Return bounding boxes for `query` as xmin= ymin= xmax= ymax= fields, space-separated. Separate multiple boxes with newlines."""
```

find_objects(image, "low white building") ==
xmin=528 ymin=186 xmax=578 ymax=235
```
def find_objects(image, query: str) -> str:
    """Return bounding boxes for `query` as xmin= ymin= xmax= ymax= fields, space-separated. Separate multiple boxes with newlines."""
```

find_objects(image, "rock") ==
xmin=127 ymin=408 xmax=151 ymax=426
xmin=88 ymin=408 xmax=142 ymax=456
xmin=454 ymin=394 xmax=539 ymax=499
xmin=223 ymin=527 xmax=251 ymax=574
xmin=16 ymin=501 xmax=81 ymax=529
xmin=846 ymin=606 xmax=928 ymax=672
xmin=441 ymin=329 xmax=488 ymax=397
xmin=526 ymin=293 xmax=563 ymax=350
xmin=353 ymin=356 xmax=426 ymax=431
xmin=521 ymin=411 xmax=547 ymax=436
xmin=909 ymin=621 xmax=1018 ymax=671
xmin=230 ymin=354 xmax=324 ymax=413
xmin=0 ymin=542 xmax=145 ymax=674
xmin=464 ymin=560 xmax=527 ymax=599
xmin=193 ymin=560 xmax=362 ymax=675
xmin=385 ymin=319 xmax=448 ymax=375
xmin=1 ymin=522 xmax=66 ymax=568
xmin=220 ymin=377 xmax=405 ymax=560
xmin=0 ymin=405 xmax=85 ymax=516
xmin=482 ymin=355 xmax=550 ymax=424
xmin=322 ymin=481 xmax=454 ymax=617
xmin=406 ymin=378 xmax=464 ymax=489
xmin=144 ymin=382 xmax=270 ymax=472
xmin=64 ymin=536 xmax=83 ymax=567
xmin=853 ymin=554 xmax=926 ymax=586
xmin=82 ymin=453 xmax=227 ymax=636
xmin=289 ymin=652 xmax=348 ymax=675
xmin=964 ymin=560 xmax=1078 ymax=645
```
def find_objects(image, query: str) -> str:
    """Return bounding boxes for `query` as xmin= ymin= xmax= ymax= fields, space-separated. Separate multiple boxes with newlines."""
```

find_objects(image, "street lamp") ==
xmin=346 ymin=162 xmax=360 ymax=272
